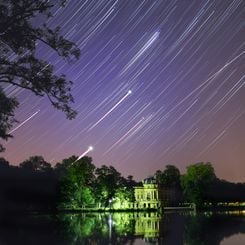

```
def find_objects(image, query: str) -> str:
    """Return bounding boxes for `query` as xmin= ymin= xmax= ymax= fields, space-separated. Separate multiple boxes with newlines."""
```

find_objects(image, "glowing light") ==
xmin=75 ymin=145 xmax=94 ymax=162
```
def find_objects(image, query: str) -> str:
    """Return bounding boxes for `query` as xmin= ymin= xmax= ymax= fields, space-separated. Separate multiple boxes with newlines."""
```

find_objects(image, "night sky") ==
xmin=2 ymin=0 xmax=245 ymax=182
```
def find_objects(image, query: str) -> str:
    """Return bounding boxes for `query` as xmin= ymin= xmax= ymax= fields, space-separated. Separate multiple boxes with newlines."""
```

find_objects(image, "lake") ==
xmin=0 ymin=211 xmax=245 ymax=244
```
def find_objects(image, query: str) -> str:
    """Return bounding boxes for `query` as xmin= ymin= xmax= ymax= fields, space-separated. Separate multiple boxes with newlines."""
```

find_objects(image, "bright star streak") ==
xmin=9 ymin=110 xmax=40 ymax=134
xmin=120 ymin=31 xmax=160 ymax=75
xmin=88 ymin=90 xmax=132 ymax=131
xmin=76 ymin=145 xmax=94 ymax=162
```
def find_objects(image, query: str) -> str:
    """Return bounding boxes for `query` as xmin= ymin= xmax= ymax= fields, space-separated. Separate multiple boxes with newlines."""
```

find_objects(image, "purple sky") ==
xmin=2 ymin=0 xmax=245 ymax=182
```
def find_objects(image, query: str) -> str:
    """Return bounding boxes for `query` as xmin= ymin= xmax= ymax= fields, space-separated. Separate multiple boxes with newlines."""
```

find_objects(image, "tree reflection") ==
xmin=59 ymin=211 xmax=245 ymax=245
xmin=0 ymin=212 xmax=245 ymax=245
xmin=58 ymin=213 xmax=130 ymax=244
xmin=184 ymin=212 xmax=245 ymax=245
xmin=59 ymin=212 xmax=163 ymax=244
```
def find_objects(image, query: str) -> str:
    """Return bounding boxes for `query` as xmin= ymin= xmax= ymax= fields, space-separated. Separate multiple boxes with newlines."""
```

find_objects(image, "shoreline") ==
xmin=3 ymin=205 xmax=245 ymax=216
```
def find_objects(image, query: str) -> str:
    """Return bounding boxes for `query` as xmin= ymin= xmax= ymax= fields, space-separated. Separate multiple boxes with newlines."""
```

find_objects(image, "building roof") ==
xmin=143 ymin=176 xmax=156 ymax=184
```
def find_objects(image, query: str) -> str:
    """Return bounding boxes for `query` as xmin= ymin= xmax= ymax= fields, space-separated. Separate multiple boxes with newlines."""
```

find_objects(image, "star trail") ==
xmin=2 ymin=0 xmax=245 ymax=182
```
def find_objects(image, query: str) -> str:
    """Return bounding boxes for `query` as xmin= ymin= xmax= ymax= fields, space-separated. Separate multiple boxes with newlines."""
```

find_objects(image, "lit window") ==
xmin=147 ymin=192 xmax=151 ymax=200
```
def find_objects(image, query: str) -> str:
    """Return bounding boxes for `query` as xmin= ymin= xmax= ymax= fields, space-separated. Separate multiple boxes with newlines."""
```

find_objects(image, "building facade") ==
xmin=133 ymin=177 xmax=176 ymax=209
xmin=134 ymin=178 xmax=161 ymax=209
xmin=112 ymin=177 xmax=177 ymax=210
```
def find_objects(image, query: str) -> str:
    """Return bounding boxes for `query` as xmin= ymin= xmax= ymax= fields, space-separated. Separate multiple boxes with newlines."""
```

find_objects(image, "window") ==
xmin=154 ymin=191 xmax=157 ymax=199
xmin=147 ymin=192 xmax=151 ymax=200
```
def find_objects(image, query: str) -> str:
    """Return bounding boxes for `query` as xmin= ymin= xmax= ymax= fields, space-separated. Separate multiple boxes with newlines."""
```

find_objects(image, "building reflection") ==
xmin=59 ymin=212 xmax=162 ymax=243
xmin=58 ymin=211 xmax=245 ymax=245
xmin=108 ymin=212 xmax=162 ymax=242
xmin=1 ymin=211 xmax=245 ymax=244
xmin=133 ymin=212 xmax=160 ymax=240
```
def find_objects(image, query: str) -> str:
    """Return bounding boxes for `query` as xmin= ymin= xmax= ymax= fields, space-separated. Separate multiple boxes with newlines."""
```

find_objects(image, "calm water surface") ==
xmin=0 ymin=211 xmax=245 ymax=244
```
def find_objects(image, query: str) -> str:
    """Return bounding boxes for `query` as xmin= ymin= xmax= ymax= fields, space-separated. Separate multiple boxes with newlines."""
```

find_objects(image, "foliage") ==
xmin=122 ymin=175 xmax=137 ymax=202
xmin=56 ymin=159 xmax=138 ymax=209
xmin=1 ymin=154 xmax=245 ymax=211
xmin=57 ymin=157 xmax=96 ymax=208
xmin=19 ymin=155 xmax=52 ymax=172
xmin=95 ymin=165 xmax=123 ymax=207
xmin=155 ymin=165 xmax=181 ymax=187
xmin=181 ymin=162 xmax=216 ymax=207
xmin=0 ymin=157 xmax=57 ymax=211
xmin=54 ymin=155 xmax=78 ymax=177
xmin=0 ymin=157 xmax=9 ymax=168
xmin=0 ymin=0 xmax=80 ymax=150
xmin=0 ymin=88 xmax=18 ymax=151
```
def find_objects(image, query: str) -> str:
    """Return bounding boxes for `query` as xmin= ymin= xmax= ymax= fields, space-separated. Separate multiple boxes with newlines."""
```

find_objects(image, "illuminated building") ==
xmin=133 ymin=177 xmax=175 ymax=209
xmin=112 ymin=177 xmax=176 ymax=210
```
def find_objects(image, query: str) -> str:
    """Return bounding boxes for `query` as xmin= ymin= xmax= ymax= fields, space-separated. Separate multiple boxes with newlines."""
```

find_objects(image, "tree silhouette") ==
xmin=19 ymin=155 xmax=52 ymax=172
xmin=95 ymin=165 xmax=124 ymax=207
xmin=155 ymin=165 xmax=181 ymax=187
xmin=0 ymin=0 xmax=80 ymax=151
xmin=207 ymin=179 xmax=245 ymax=204
xmin=0 ymin=157 xmax=9 ymax=168
xmin=0 ymin=88 xmax=18 ymax=151
xmin=54 ymin=155 xmax=78 ymax=177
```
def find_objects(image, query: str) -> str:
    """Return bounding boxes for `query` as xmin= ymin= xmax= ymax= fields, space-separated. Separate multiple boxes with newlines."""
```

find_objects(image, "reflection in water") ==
xmin=134 ymin=212 xmax=160 ymax=242
xmin=0 ymin=211 xmax=245 ymax=244
xmin=58 ymin=212 xmax=137 ymax=244
xmin=184 ymin=211 xmax=245 ymax=245
xmin=58 ymin=211 xmax=245 ymax=245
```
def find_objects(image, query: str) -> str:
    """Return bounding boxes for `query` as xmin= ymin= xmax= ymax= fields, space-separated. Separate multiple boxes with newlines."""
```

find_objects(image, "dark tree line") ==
xmin=155 ymin=162 xmax=245 ymax=208
xmin=0 ymin=157 xmax=57 ymax=212
xmin=0 ymin=156 xmax=137 ymax=212
xmin=1 ymin=156 xmax=245 ymax=212
xmin=207 ymin=179 xmax=245 ymax=204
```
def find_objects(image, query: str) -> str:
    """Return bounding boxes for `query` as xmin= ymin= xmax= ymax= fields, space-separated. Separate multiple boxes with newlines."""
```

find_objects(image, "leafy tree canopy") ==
xmin=0 ymin=87 xmax=18 ymax=151
xmin=54 ymin=155 xmax=77 ymax=177
xmin=155 ymin=165 xmax=181 ymax=187
xmin=57 ymin=156 xmax=96 ymax=208
xmin=95 ymin=165 xmax=123 ymax=206
xmin=68 ymin=156 xmax=96 ymax=186
xmin=181 ymin=162 xmax=216 ymax=206
xmin=19 ymin=155 xmax=52 ymax=172
xmin=0 ymin=0 xmax=80 ymax=151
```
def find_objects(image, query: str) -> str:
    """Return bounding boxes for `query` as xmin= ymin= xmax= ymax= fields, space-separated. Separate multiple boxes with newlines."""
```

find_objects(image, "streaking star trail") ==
xmin=9 ymin=110 xmax=40 ymax=134
xmin=120 ymin=31 xmax=160 ymax=75
xmin=88 ymin=90 xmax=132 ymax=131
xmin=2 ymin=0 xmax=244 ymax=183
xmin=75 ymin=146 xmax=94 ymax=162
